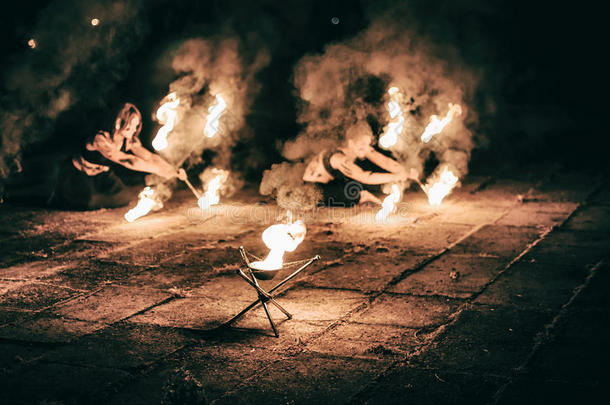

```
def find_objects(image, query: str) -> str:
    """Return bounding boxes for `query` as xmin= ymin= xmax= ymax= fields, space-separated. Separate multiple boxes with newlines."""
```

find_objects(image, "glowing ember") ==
xmin=28 ymin=38 xmax=37 ymax=49
xmin=203 ymin=94 xmax=226 ymax=138
xmin=197 ymin=169 xmax=228 ymax=209
xmin=124 ymin=187 xmax=162 ymax=222
xmin=250 ymin=216 xmax=307 ymax=271
xmin=375 ymin=184 xmax=402 ymax=221
xmin=425 ymin=167 xmax=459 ymax=206
xmin=379 ymin=87 xmax=405 ymax=149
xmin=420 ymin=103 xmax=462 ymax=143
xmin=152 ymin=92 xmax=180 ymax=151
xmin=91 ymin=18 xmax=100 ymax=26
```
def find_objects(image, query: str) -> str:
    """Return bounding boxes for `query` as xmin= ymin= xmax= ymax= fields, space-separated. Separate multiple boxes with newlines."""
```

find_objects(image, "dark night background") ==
xmin=1 ymin=0 xmax=608 ymax=184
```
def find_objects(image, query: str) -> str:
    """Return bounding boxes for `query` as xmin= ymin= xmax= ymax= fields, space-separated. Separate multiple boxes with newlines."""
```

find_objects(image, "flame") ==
xmin=375 ymin=184 xmax=402 ymax=221
xmin=203 ymin=94 xmax=226 ymax=138
xmin=250 ymin=216 xmax=307 ymax=271
xmin=124 ymin=187 xmax=162 ymax=222
xmin=379 ymin=87 xmax=405 ymax=149
xmin=152 ymin=92 xmax=180 ymax=151
xmin=420 ymin=103 xmax=462 ymax=143
xmin=197 ymin=169 xmax=228 ymax=209
xmin=425 ymin=167 xmax=459 ymax=206
xmin=28 ymin=38 xmax=37 ymax=49
xmin=91 ymin=18 xmax=100 ymax=26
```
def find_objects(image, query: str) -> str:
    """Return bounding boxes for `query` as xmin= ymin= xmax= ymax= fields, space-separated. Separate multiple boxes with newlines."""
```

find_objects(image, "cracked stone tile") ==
xmin=390 ymin=253 xmax=504 ymax=299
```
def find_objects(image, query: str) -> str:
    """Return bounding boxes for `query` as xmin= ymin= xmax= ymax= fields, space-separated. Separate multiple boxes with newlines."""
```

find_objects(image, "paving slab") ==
xmin=41 ymin=322 xmax=192 ymax=370
xmin=390 ymin=253 xmax=505 ymax=299
xmin=304 ymin=250 xmax=428 ymax=292
xmin=413 ymin=305 xmax=553 ymax=375
xmin=523 ymin=241 xmax=606 ymax=267
xmin=305 ymin=322 xmax=423 ymax=359
xmin=450 ymin=224 xmax=543 ymax=260
xmin=216 ymin=352 xmax=389 ymax=405
xmin=496 ymin=201 xmax=577 ymax=227
xmin=0 ymin=315 xmax=105 ymax=343
xmin=475 ymin=261 xmax=590 ymax=311
xmin=41 ymin=260 xmax=152 ymax=290
xmin=52 ymin=285 xmax=173 ymax=324
xmin=105 ymin=343 xmax=286 ymax=404
xmin=0 ymin=342 xmax=48 ymax=376
xmin=564 ymin=204 xmax=610 ymax=233
xmin=387 ymin=223 xmax=477 ymax=254
xmin=496 ymin=378 xmax=606 ymax=405
xmin=0 ymin=362 xmax=132 ymax=405
xmin=0 ymin=282 xmax=81 ymax=311
xmin=351 ymin=294 xmax=461 ymax=329
xmin=355 ymin=366 xmax=507 ymax=405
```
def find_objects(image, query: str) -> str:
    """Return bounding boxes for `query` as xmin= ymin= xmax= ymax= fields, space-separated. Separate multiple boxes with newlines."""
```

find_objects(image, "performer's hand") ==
xmin=177 ymin=168 xmax=187 ymax=181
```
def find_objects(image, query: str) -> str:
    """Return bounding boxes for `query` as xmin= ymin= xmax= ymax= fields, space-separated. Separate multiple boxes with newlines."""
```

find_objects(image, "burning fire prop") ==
xmin=228 ymin=214 xmax=319 ymax=337
xmin=376 ymin=184 xmax=402 ymax=221
xmin=421 ymin=103 xmax=462 ymax=143
xmin=152 ymin=92 xmax=180 ymax=151
xmin=124 ymin=187 xmax=163 ymax=223
xmin=250 ymin=217 xmax=307 ymax=271
xmin=423 ymin=167 xmax=459 ymax=206
xmin=379 ymin=87 xmax=405 ymax=149
xmin=197 ymin=169 xmax=228 ymax=210
xmin=203 ymin=94 xmax=226 ymax=138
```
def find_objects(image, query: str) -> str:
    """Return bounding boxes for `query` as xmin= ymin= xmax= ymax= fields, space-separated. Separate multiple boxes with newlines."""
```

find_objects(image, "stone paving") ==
xmin=0 ymin=169 xmax=608 ymax=404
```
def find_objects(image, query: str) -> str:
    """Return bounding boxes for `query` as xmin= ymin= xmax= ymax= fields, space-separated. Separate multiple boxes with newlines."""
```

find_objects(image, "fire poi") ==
xmin=375 ymin=184 xmax=402 ymax=221
xmin=198 ymin=169 xmax=228 ymax=210
xmin=124 ymin=187 xmax=162 ymax=223
xmin=152 ymin=92 xmax=180 ymax=151
xmin=424 ymin=167 xmax=459 ymax=206
xmin=203 ymin=94 xmax=227 ymax=138
xmin=379 ymin=86 xmax=405 ymax=149
xmin=420 ymin=103 xmax=462 ymax=143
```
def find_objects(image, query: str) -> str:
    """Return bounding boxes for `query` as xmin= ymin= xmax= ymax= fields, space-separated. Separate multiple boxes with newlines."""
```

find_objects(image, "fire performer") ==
xmin=303 ymin=130 xmax=418 ymax=206
xmin=50 ymin=103 xmax=186 ymax=209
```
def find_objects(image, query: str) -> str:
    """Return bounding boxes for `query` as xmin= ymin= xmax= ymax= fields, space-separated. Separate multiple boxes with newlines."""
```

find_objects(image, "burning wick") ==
xmin=198 ymin=170 xmax=227 ymax=210
xmin=152 ymin=92 xmax=180 ymax=151
xmin=203 ymin=94 xmax=226 ymax=138
xmin=379 ymin=86 xmax=405 ymax=149
xmin=27 ymin=38 xmax=37 ymax=49
xmin=124 ymin=187 xmax=162 ymax=222
xmin=375 ymin=184 xmax=402 ymax=221
xmin=420 ymin=103 xmax=462 ymax=143
xmin=425 ymin=167 xmax=459 ymax=206
xmin=250 ymin=217 xmax=307 ymax=271
xmin=91 ymin=18 xmax=100 ymax=26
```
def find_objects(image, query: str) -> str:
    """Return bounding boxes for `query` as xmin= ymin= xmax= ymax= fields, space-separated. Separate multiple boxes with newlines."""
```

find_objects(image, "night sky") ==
xmin=1 ymin=0 xmax=607 ymax=182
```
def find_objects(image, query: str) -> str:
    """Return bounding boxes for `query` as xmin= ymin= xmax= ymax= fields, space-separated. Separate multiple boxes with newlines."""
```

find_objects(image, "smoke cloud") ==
xmin=145 ymin=35 xmax=269 ymax=201
xmin=262 ymin=15 xmax=479 ymax=205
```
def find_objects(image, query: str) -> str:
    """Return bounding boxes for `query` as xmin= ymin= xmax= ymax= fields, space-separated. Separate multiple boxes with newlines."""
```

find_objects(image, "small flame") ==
xmin=91 ymin=18 xmax=100 ymax=26
xmin=375 ymin=184 xmax=401 ymax=221
xmin=250 ymin=215 xmax=307 ymax=271
xmin=28 ymin=38 xmax=37 ymax=49
xmin=203 ymin=94 xmax=226 ymax=138
xmin=420 ymin=103 xmax=462 ymax=143
xmin=198 ymin=169 xmax=227 ymax=210
xmin=152 ymin=92 xmax=180 ymax=151
xmin=379 ymin=87 xmax=405 ymax=149
xmin=425 ymin=168 xmax=459 ymax=206
xmin=124 ymin=187 xmax=162 ymax=222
